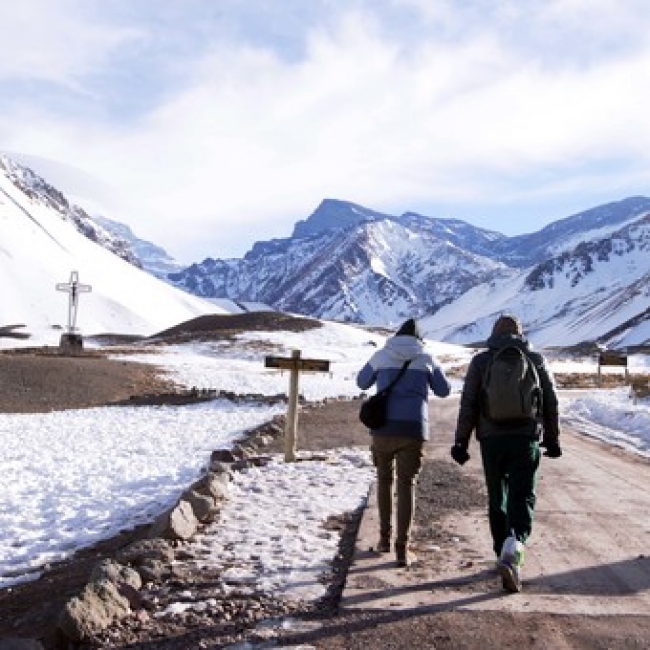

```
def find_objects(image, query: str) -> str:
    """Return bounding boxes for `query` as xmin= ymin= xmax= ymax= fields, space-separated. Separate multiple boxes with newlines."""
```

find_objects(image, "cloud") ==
xmin=1 ymin=1 xmax=650 ymax=261
xmin=0 ymin=0 xmax=141 ymax=93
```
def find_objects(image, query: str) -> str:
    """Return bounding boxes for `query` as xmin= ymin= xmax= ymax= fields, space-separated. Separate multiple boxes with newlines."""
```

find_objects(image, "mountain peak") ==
xmin=291 ymin=199 xmax=394 ymax=238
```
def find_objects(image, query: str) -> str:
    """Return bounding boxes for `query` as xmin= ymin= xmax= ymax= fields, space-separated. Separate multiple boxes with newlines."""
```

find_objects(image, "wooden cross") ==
xmin=55 ymin=270 xmax=92 ymax=334
xmin=265 ymin=349 xmax=330 ymax=461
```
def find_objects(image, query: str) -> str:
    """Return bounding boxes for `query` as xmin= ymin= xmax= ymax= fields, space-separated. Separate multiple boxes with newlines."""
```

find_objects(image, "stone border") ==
xmin=53 ymin=415 xmax=286 ymax=644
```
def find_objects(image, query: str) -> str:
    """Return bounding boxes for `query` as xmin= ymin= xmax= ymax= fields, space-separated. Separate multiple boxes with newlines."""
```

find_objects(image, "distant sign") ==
xmin=598 ymin=352 xmax=628 ymax=367
xmin=265 ymin=355 xmax=330 ymax=372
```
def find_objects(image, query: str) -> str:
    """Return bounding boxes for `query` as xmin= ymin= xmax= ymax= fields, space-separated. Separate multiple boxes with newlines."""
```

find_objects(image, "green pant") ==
xmin=479 ymin=436 xmax=541 ymax=556
xmin=371 ymin=435 xmax=424 ymax=546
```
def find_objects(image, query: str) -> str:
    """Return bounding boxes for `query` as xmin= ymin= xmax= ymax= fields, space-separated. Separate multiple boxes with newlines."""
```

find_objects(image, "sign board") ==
xmin=598 ymin=352 xmax=628 ymax=367
xmin=597 ymin=350 xmax=629 ymax=387
xmin=265 ymin=355 xmax=330 ymax=372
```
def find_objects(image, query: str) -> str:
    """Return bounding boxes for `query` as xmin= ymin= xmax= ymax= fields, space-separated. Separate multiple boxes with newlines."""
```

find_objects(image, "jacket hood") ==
xmin=383 ymin=335 xmax=426 ymax=361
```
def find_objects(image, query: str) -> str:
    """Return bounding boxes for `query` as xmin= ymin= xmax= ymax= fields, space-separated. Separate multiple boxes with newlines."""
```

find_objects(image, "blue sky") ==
xmin=1 ymin=0 xmax=649 ymax=263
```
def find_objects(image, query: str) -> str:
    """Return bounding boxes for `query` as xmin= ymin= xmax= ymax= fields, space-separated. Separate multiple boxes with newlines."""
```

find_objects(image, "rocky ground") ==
xmin=1 ymin=330 xmax=649 ymax=648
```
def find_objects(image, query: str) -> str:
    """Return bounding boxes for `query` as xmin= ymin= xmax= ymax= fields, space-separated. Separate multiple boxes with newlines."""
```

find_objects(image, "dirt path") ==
xmin=2 ymin=375 xmax=650 ymax=648
xmin=344 ymin=394 xmax=650 ymax=618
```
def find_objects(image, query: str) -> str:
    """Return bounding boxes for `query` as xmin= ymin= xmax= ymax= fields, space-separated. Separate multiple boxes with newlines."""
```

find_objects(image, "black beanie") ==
xmin=491 ymin=314 xmax=523 ymax=336
xmin=395 ymin=318 xmax=420 ymax=338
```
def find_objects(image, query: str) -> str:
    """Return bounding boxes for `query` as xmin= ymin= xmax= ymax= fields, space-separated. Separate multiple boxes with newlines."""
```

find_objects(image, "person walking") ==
xmin=357 ymin=318 xmax=451 ymax=567
xmin=451 ymin=314 xmax=562 ymax=593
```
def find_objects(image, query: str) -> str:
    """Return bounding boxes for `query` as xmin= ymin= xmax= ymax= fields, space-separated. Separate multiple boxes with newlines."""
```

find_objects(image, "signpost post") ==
xmin=264 ymin=350 xmax=330 ymax=461
xmin=56 ymin=270 xmax=92 ymax=353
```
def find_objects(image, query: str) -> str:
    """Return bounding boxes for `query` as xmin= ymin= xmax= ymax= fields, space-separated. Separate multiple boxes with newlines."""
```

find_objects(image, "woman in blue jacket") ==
xmin=357 ymin=318 xmax=451 ymax=566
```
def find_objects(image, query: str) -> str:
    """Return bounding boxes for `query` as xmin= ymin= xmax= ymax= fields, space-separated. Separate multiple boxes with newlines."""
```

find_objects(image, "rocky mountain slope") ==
xmin=423 ymin=213 xmax=650 ymax=348
xmin=169 ymin=198 xmax=650 ymax=346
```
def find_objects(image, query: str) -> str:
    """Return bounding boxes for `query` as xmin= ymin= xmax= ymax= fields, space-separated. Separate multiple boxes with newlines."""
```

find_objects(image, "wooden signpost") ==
xmin=264 ymin=349 xmax=330 ymax=461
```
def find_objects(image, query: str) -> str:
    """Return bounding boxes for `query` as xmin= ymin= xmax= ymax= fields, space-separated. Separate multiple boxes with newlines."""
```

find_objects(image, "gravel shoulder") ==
xmin=1 ymin=350 xmax=650 ymax=648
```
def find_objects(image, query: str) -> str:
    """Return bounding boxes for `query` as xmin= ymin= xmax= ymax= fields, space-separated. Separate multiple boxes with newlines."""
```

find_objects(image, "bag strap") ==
xmin=381 ymin=359 xmax=411 ymax=394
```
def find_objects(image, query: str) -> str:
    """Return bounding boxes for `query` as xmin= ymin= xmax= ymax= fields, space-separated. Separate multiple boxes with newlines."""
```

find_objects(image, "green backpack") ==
xmin=483 ymin=346 xmax=542 ymax=422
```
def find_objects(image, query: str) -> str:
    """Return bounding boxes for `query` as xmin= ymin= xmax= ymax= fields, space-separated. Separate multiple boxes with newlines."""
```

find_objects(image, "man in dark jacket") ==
xmin=451 ymin=314 xmax=561 ymax=593
xmin=358 ymin=318 xmax=451 ymax=567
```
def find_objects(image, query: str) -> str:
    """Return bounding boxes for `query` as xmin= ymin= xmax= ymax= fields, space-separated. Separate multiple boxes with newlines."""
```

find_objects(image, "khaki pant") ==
xmin=371 ymin=435 xmax=424 ymax=546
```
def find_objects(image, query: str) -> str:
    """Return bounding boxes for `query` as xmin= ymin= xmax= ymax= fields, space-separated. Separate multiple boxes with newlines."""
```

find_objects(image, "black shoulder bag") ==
xmin=359 ymin=360 xmax=411 ymax=429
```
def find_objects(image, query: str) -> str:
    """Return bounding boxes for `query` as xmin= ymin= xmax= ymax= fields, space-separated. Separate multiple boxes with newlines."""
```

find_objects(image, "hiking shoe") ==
xmin=497 ymin=559 xmax=522 ymax=593
xmin=499 ymin=532 xmax=525 ymax=567
xmin=498 ymin=532 xmax=524 ymax=592
xmin=395 ymin=544 xmax=416 ymax=567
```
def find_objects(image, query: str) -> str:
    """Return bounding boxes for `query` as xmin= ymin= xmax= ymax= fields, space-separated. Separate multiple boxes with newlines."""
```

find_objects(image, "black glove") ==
xmin=541 ymin=440 xmax=562 ymax=458
xmin=451 ymin=442 xmax=470 ymax=465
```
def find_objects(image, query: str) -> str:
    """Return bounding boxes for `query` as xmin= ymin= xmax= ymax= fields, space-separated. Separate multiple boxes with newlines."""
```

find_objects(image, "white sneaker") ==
xmin=498 ymin=532 xmax=524 ymax=593
xmin=499 ymin=532 xmax=525 ymax=567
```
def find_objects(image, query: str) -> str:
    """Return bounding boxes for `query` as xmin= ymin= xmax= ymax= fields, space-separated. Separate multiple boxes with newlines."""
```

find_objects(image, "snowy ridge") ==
xmin=94 ymin=214 xmax=186 ymax=278
xmin=0 ymin=156 xmax=140 ymax=267
xmin=423 ymin=214 xmax=650 ymax=347
xmin=0 ymin=157 xmax=225 ymax=343
xmin=171 ymin=217 xmax=510 ymax=328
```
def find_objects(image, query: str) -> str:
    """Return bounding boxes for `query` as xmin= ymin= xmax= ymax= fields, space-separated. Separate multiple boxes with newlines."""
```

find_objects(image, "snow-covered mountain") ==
xmin=0 ymin=155 xmax=225 ymax=345
xmin=422 ymin=213 xmax=650 ymax=348
xmin=2 ymin=152 xmax=648 ymax=349
xmin=170 ymin=198 xmax=650 ymax=347
xmin=489 ymin=196 xmax=650 ymax=267
xmin=93 ymin=215 xmax=185 ymax=278
xmin=0 ymin=156 xmax=142 ymax=268
xmin=170 ymin=200 xmax=511 ymax=327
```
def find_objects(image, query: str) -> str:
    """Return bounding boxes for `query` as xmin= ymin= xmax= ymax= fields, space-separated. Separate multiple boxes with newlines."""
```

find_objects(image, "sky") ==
xmin=1 ymin=321 xmax=649 ymax=607
xmin=1 ymin=0 xmax=650 ymax=263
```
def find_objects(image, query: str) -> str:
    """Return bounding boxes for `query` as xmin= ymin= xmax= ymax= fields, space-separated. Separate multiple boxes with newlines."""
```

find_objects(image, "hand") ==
xmin=451 ymin=443 xmax=470 ymax=465
xmin=541 ymin=440 xmax=562 ymax=458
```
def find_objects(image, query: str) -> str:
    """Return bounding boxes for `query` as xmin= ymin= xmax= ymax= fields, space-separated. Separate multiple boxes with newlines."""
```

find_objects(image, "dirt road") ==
xmin=2 ymin=362 xmax=649 ymax=648
xmin=344 ymin=394 xmax=650 ymax=623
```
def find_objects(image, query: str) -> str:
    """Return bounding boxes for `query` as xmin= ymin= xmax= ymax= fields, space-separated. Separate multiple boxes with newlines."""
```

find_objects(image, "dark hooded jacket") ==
xmin=454 ymin=333 xmax=561 ymax=445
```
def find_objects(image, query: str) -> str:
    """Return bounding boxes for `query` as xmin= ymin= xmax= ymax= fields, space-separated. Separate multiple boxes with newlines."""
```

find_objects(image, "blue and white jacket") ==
xmin=356 ymin=334 xmax=451 ymax=440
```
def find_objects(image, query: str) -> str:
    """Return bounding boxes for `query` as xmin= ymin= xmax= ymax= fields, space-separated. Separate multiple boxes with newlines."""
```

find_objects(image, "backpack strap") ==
xmin=382 ymin=359 xmax=411 ymax=394
xmin=526 ymin=354 xmax=543 ymax=418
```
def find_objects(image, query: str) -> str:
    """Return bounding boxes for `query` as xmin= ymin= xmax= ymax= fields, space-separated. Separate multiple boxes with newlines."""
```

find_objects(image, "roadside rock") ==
xmin=191 ymin=465 xmax=232 ymax=501
xmin=180 ymin=488 xmax=219 ymax=523
xmin=115 ymin=538 xmax=175 ymax=566
xmin=90 ymin=559 xmax=142 ymax=591
xmin=150 ymin=499 xmax=199 ymax=541
xmin=57 ymin=578 xmax=131 ymax=641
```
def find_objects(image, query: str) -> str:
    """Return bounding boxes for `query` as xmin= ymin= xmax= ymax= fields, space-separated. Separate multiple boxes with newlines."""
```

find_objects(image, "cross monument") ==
xmin=56 ymin=270 xmax=92 ymax=334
